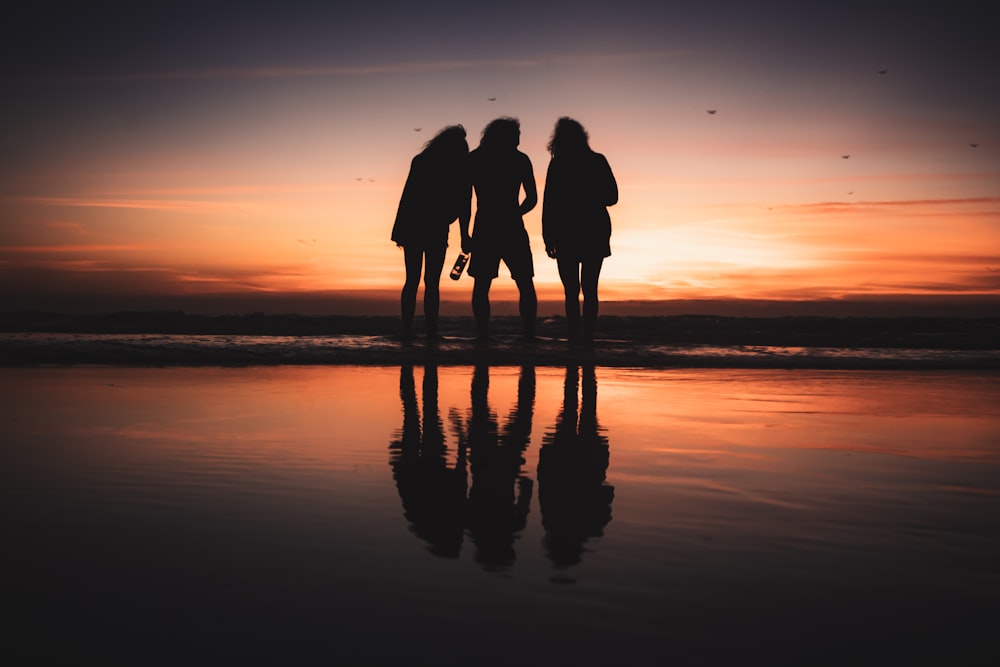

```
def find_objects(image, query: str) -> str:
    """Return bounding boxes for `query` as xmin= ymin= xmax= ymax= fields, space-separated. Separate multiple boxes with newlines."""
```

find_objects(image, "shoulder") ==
xmin=592 ymin=151 xmax=614 ymax=173
xmin=409 ymin=153 xmax=430 ymax=172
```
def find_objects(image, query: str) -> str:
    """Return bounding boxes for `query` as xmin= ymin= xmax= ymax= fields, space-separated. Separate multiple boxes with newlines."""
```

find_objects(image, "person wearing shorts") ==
xmin=466 ymin=118 xmax=538 ymax=341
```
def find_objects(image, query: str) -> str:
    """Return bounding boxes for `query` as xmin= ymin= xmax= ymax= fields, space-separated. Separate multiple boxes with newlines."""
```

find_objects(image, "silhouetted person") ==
xmin=391 ymin=125 xmax=472 ymax=340
xmin=467 ymin=118 xmax=538 ymax=341
xmin=542 ymin=117 xmax=618 ymax=344
xmin=464 ymin=364 xmax=535 ymax=570
xmin=388 ymin=364 xmax=467 ymax=558
xmin=537 ymin=364 xmax=613 ymax=568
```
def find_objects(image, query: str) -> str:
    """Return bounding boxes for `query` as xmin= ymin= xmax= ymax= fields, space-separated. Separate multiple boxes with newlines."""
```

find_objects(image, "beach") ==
xmin=2 ymin=312 xmax=998 ymax=369
xmin=5 ymin=361 xmax=1000 ymax=664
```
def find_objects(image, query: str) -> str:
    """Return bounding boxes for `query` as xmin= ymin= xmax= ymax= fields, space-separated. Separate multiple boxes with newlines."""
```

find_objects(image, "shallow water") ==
xmin=4 ymin=366 xmax=999 ymax=664
xmin=4 ymin=331 xmax=999 ymax=368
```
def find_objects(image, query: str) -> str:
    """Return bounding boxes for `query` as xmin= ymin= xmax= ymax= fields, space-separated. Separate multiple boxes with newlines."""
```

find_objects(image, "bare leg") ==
xmin=515 ymin=277 xmax=537 ymax=340
xmin=422 ymin=244 xmax=447 ymax=339
xmin=400 ymin=246 xmax=424 ymax=339
xmin=580 ymin=257 xmax=604 ymax=343
xmin=556 ymin=257 xmax=581 ymax=341
xmin=472 ymin=277 xmax=493 ymax=340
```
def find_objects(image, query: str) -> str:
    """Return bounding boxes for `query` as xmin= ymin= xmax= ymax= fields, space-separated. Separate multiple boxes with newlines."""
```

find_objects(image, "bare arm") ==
xmin=458 ymin=212 xmax=472 ymax=253
xmin=518 ymin=154 xmax=538 ymax=216
xmin=600 ymin=154 xmax=618 ymax=207
xmin=459 ymin=166 xmax=473 ymax=253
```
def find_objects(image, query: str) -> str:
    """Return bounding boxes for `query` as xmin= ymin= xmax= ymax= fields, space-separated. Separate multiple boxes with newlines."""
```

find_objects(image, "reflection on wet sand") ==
xmin=465 ymin=364 xmax=535 ymax=570
xmin=6 ymin=366 xmax=999 ymax=664
xmin=392 ymin=364 xmax=615 ymax=572
xmin=389 ymin=365 xmax=535 ymax=570
xmin=538 ymin=365 xmax=614 ymax=570
xmin=390 ymin=364 xmax=539 ymax=570
xmin=388 ymin=364 xmax=466 ymax=558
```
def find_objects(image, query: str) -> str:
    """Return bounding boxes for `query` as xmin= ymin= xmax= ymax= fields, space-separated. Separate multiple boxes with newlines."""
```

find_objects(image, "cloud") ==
xmin=0 ymin=255 xmax=330 ymax=298
xmin=0 ymin=243 xmax=148 ymax=254
xmin=15 ymin=196 xmax=244 ymax=213
xmin=57 ymin=50 xmax=681 ymax=83
xmin=776 ymin=197 xmax=1000 ymax=217
xmin=38 ymin=220 xmax=88 ymax=235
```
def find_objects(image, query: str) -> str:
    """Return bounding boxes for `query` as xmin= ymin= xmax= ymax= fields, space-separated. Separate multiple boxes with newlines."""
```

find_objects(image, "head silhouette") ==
xmin=547 ymin=117 xmax=590 ymax=157
xmin=423 ymin=124 xmax=468 ymax=160
xmin=479 ymin=117 xmax=521 ymax=151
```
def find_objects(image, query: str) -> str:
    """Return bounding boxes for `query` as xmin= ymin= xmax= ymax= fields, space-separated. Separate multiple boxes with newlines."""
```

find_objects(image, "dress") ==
xmin=391 ymin=153 xmax=468 ymax=250
xmin=542 ymin=151 xmax=617 ymax=260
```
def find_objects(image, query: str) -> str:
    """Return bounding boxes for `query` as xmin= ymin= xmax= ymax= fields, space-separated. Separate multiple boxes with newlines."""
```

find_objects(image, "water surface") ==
xmin=5 ymin=366 xmax=999 ymax=664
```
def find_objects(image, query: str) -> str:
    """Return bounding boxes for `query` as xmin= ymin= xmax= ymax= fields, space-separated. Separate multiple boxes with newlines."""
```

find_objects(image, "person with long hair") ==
xmin=391 ymin=125 xmax=471 ymax=340
xmin=467 ymin=117 xmax=538 ymax=341
xmin=542 ymin=118 xmax=618 ymax=344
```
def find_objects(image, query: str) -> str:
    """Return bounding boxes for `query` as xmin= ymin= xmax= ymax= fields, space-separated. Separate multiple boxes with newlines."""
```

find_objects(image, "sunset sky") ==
xmin=2 ymin=1 xmax=998 ymax=315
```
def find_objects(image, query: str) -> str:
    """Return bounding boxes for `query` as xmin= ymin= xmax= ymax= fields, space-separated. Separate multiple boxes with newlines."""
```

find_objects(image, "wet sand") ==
xmin=3 ymin=311 xmax=998 ymax=347
xmin=1 ymin=313 xmax=998 ymax=369
xmin=4 ymin=365 xmax=999 ymax=664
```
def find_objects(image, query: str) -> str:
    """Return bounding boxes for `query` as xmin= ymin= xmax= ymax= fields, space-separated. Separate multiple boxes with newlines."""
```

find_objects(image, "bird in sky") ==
xmin=414 ymin=128 xmax=421 ymax=132
xmin=841 ymin=154 xmax=851 ymax=159
xmin=970 ymin=143 xmax=979 ymax=148
xmin=877 ymin=69 xmax=888 ymax=75
xmin=706 ymin=109 xmax=717 ymax=115
xmin=847 ymin=190 xmax=854 ymax=195
xmin=487 ymin=97 xmax=496 ymax=101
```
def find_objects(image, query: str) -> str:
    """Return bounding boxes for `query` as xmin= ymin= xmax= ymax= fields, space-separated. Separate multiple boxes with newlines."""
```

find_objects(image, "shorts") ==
xmin=468 ymin=225 xmax=534 ymax=281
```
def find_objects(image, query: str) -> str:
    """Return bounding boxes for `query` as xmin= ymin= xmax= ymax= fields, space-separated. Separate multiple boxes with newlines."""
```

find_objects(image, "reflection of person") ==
xmin=391 ymin=126 xmax=472 ymax=340
xmin=388 ymin=364 xmax=467 ymax=558
xmin=464 ymin=364 xmax=535 ymax=570
xmin=537 ymin=364 xmax=614 ymax=568
xmin=466 ymin=118 xmax=539 ymax=342
xmin=542 ymin=118 xmax=618 ymax=344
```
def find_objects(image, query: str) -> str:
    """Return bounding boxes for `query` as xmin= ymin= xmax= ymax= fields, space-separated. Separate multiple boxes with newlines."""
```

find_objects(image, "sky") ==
xmin=1 ymin=0 xmax=998 ymax=316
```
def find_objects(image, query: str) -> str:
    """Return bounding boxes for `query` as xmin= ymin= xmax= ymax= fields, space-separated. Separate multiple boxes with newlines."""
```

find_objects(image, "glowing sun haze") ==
xmin=1 ymin=1 xmax=998 ymax=315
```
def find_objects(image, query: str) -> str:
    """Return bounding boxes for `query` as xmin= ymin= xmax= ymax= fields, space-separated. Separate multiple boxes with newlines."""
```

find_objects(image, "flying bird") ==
xmin=970 ymin=143 xmax=979 ymax=148
xmin=841 ymin=154 xmax=850 ymax=159
xmin=706 ymin=109 xmax=717 ymax=115
xmin=877 ymin=69 xmax=888 ymax=75
xmin=414 ymin=128 xmax=421 ymax=132
xmin=847 ymin=190 xmax=854 ymax=195
xmin=487 ymin=97 xmax=496 ymax=101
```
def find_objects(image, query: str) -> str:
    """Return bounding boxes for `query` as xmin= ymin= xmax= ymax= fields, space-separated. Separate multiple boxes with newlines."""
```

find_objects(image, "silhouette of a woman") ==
xmin=542 ymin=118 xmax=618 ymax=344
xmin=391 ymin=125 xmax=472 ymax=340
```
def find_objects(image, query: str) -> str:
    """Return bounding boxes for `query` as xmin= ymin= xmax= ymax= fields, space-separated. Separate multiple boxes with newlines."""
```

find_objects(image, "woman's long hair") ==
xmin=547 ymin=117 xmax=589 ymax=157
xmin=423 ymin=125 xmax=468 ymax=162
xmin=479 ymin=117 xmax=520 ymax=151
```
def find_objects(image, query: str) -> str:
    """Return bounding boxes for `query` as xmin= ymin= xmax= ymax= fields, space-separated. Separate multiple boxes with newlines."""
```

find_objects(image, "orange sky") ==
xmin=2 ymin=2 xmax=998 ymax=315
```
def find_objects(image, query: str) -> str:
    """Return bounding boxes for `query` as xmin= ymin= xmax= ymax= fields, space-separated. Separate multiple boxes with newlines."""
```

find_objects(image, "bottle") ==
xmin=449 ymin=252 xmax=470 ymax=280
